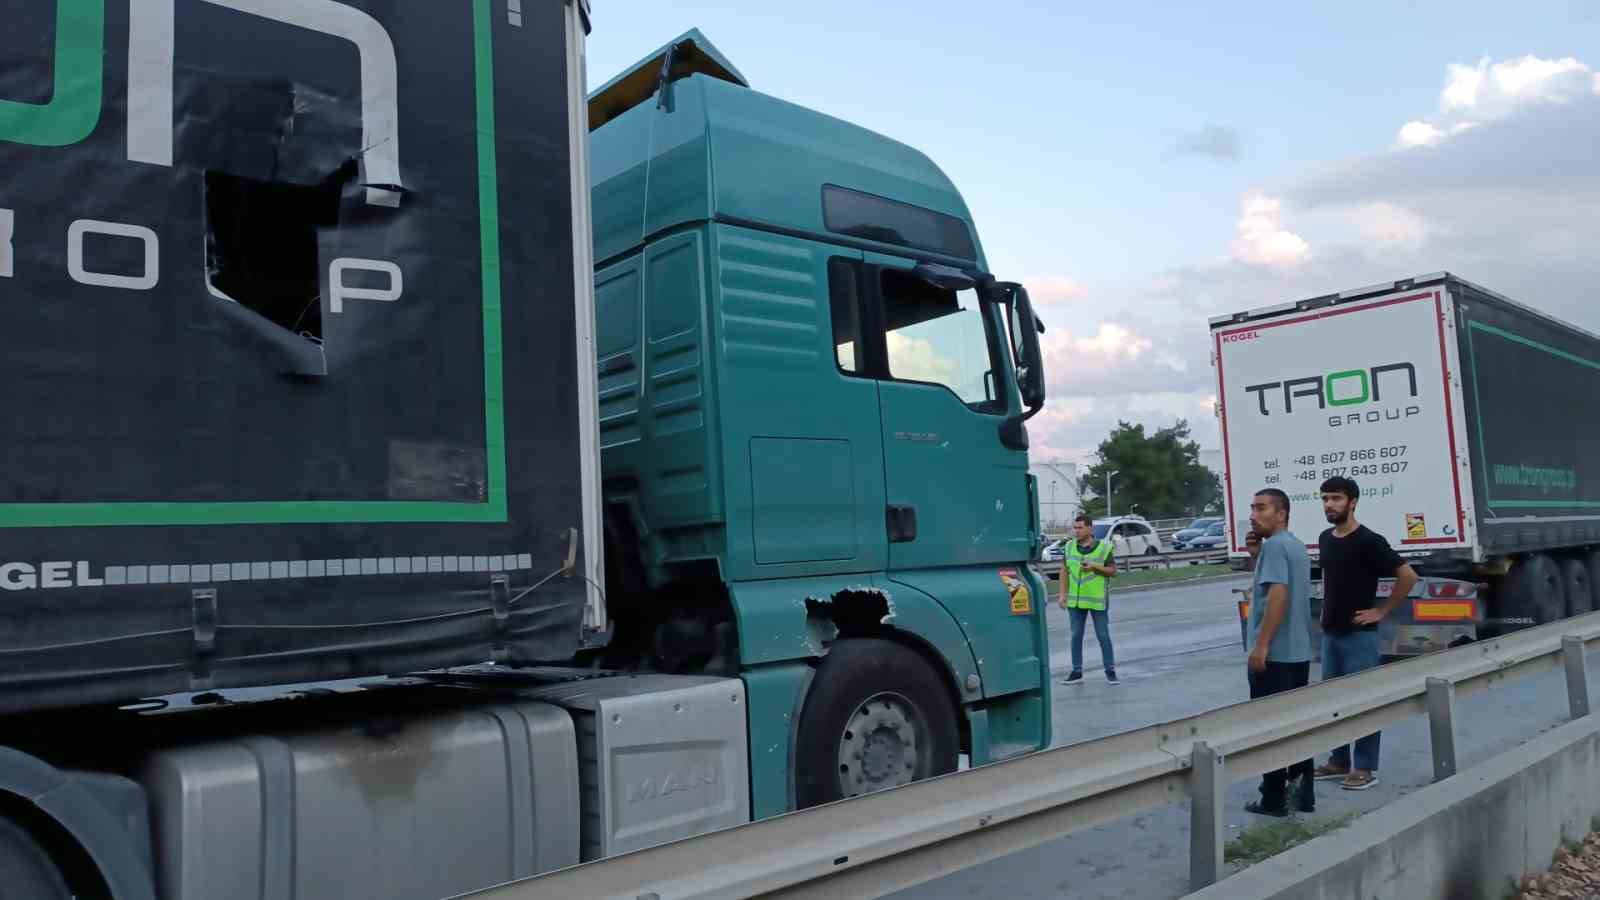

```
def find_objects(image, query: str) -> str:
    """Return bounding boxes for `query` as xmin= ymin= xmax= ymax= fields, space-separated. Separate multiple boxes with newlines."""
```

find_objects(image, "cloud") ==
xmin=1026 ymin=276 xmax=1087 ymax=309
xmin=1065 ymin=323 xmax=1153 ymax=360
xmin=1396 ymin=120 xmax=1475 ymax=148
xmin=1230 ymin=192 xmax=1310 ymax=266
xmin=1342 ymin=202 xmax=1433 ymax=248
xmin=1397 ymin=54 xmax=1596 ymax=147
xmin=1174 ymin=125 xmax=1242 ymax=160
xmin=1397 ymin=121 xmax=1445 ymax=148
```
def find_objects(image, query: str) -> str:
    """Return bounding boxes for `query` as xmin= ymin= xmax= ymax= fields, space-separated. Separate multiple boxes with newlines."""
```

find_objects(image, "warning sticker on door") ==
xmin=1000 ymin=568 xmax=1032 ymax=615
xmin=1405 ymin=513 xmax=1428 ymax=540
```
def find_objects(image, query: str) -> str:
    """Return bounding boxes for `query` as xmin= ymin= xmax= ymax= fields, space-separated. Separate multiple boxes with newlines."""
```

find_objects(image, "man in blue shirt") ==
xmin=1244 ymin=487 xmax=1316 ymax=816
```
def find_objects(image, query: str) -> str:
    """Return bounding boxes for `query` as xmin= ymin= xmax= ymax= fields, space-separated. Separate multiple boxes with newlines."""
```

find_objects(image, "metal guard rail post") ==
xmin=456 ymin=609 xmax=1600 ymax=900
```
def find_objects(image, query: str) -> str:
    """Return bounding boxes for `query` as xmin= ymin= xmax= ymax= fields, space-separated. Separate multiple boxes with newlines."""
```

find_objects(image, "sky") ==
xmin=583 ymin=1 xmax=1600 ymax=464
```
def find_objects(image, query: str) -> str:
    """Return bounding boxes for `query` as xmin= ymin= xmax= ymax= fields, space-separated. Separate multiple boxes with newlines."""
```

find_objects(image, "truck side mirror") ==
xmin=1010 ymin=286 xmax=1046 ymax=410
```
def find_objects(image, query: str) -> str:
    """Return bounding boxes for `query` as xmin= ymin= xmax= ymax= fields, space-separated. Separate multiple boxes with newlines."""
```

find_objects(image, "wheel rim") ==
xmin=836 ymin=692 xmax=927 ymax=798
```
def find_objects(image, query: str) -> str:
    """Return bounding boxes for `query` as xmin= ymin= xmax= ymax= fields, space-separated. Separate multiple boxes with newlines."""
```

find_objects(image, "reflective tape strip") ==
xmin=1413 ymin=599 xmax=1477 ymax=621
xmin=88 ymin=553 xmax=534 ymax=587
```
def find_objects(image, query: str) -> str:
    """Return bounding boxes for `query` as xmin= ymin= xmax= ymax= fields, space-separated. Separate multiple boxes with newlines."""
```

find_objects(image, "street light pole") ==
xmin=1050 ymin=480 xmax=1058 ymax=529
xmin=1106 ymin=470 xmax=1119 ymax=518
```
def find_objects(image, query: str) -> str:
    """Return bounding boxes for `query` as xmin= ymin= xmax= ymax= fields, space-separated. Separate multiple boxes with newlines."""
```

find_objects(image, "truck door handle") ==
xmin=887 ymin=505 xmax=918 ymax=543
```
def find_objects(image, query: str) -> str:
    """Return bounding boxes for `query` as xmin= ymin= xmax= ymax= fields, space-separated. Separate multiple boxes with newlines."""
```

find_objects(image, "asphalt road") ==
xmin=896 ymin=574 xmax=1600 ymax=900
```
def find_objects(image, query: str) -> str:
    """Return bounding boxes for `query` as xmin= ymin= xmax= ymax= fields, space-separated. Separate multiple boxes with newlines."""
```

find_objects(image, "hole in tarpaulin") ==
xmin=204 ymin=164 xmax=348 ymax=343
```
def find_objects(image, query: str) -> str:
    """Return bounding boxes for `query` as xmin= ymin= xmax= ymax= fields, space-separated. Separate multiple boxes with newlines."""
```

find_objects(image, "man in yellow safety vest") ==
xmin=1059 ymin=513 xmax=1119 ymax=685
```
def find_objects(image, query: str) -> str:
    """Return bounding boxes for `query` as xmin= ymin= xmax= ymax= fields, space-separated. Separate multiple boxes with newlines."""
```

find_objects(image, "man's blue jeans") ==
xmin=1323 ymin=629 xmax=1382 ymax=770
xmin=1069 ymin=607 xmax=1115 ymax=673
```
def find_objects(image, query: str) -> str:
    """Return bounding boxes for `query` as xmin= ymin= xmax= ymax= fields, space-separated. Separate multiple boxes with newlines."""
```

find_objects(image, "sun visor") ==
xmin=587 ymin=29 xmax=746 ymax=131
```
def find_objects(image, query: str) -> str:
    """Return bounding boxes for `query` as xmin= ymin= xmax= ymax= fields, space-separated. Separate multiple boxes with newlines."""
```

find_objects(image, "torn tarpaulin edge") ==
xmin=207 ymin=282 xmax=328 ymax=377
xmin=128 ymin=0 xmax=404 ymax=207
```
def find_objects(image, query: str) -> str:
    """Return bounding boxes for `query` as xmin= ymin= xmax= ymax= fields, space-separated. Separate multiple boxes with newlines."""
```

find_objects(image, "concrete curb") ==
xmin=1185 ymin=711 xmax=1600 ymax=899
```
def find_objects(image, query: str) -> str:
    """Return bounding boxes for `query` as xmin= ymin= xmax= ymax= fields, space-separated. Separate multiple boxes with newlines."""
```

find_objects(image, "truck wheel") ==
xmin=794 ymin=638 xmax=959 ymax=809
xmin=0 ymin=817 xmax=72 ymax=900
xmin=1559 ymin=557 xmax=1593 ymax=618
xmin=1503 ymin=553 xmax=1565 ymax=629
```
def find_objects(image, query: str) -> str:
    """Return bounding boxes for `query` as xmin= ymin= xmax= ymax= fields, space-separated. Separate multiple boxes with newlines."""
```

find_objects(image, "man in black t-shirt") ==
xmin=1311 ymin=476 xmax=1418 ymax=791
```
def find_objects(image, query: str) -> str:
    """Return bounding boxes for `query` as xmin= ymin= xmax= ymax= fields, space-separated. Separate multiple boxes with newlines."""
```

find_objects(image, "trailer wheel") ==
xmin=1559 ymin=557 xmax=1593 ymax=618
xmin=794 ymin=639 xmax=959 ymax=810
xmin=0 ymin=816 xmax=72 ymax=900
xmin=1503 ymin=553 xmax=1565 ymax=629
xmin=1581 ymin=550 xmax=1600 ymax=616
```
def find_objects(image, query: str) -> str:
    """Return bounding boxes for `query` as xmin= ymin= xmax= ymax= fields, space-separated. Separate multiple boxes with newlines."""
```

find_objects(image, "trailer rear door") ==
xmin=1213 ymin=287 xmax=1472 ymax=556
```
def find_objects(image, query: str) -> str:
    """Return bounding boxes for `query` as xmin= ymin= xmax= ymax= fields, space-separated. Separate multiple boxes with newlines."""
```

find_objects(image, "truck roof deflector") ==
xmin=586 ymin=29 xmax=747 ymax=131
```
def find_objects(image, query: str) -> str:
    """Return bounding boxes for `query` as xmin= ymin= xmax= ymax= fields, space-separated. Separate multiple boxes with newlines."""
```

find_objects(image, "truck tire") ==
xmin=0 ymin=817 xmax=72 ymax=900
xmin=1502 ymin=553 xmax=1565 ymax=630
xmin=794 ymin=638 xmax=959 ymax=810
xmin=1559 ymin=556 xmax=1593 ymax=618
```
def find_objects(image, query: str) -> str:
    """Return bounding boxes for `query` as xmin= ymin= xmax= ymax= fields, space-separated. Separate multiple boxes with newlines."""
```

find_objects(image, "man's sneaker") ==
xmin=1312 ymin=764 xmax=1349 ymax=781
xmin=1296 ymin=775 xmax=1316 ymax=813
xmin=1062 ymin=671 xmax=1084 ymax=684
xmin=1105 ymin=669 xmax=1121 ymax=685
xmin=1244 ymin=799 xmax=1289 ymax=818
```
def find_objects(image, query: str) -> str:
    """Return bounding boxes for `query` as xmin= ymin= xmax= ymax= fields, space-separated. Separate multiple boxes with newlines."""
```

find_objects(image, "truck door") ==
xmin=855 ymin=254 xmax=1033 ymax=568
xmin=825 ymin=252 xmax=1042 ymax=697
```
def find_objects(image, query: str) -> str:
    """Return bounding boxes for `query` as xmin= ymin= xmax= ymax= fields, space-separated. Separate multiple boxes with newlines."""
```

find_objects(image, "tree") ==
xmin=1076 ymin=419 xmax=1221 ymax=521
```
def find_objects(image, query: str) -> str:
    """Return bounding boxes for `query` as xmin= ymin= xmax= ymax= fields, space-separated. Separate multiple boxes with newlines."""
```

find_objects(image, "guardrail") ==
xmin=459 ymin=608 xmax=1600 ymax=900
xmin=1035 ymin=548 xmax=1228 ymax=579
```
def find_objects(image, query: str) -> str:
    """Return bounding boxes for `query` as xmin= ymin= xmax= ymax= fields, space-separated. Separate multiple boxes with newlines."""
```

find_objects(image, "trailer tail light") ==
xmin=1413 ymin=599 xmax=1477 ymax=621
xmin=1425 ymin=580 xmax=1477 ymax=599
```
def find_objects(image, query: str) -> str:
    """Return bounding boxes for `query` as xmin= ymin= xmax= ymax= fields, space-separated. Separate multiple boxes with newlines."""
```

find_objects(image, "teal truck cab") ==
xmin=585 ymin=32 xmax=1053 ymax=816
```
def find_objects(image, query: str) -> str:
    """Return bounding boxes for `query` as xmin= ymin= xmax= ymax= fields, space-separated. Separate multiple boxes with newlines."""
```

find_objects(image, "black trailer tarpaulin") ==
xmin=1455 ymin=280 xmax=1600 ymax=547
xmin=0 ymin=1 xmax=591 ymax=713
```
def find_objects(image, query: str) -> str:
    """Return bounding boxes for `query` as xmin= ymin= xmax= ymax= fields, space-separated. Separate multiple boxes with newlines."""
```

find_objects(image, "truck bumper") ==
xmin=1307 ymin=577 xmax=1483 ymax=661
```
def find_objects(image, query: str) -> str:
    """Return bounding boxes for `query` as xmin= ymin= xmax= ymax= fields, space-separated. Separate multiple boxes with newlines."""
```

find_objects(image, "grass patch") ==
xmin=1225 ymin=814 xmax=1357 ymax=867
xmin=1115 ymin=563 xmax=1233 ymax=589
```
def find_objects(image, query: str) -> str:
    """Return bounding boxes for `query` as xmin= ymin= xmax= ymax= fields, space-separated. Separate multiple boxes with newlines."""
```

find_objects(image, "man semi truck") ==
xmin=0 ymin=4 xmax=1052 ymax=898
xmin=1212 ymin=272 xmax=1599 ymax=658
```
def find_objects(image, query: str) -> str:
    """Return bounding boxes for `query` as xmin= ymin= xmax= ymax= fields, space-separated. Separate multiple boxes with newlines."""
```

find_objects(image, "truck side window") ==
xmin=828 ymin=257 xmax=863 ymax=374
xmin=879 ymin=267 xmax=1002 ymax=412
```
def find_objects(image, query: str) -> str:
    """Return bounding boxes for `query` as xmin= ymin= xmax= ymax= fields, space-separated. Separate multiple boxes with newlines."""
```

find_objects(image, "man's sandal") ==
xmin=1341 ymin=771 xmax=1379 ymax=790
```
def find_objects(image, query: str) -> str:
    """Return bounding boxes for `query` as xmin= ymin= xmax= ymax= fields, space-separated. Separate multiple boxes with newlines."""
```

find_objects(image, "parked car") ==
xmin=1184 ymin=521 xmax=1228 ymax=551
xmin=1093 ymin=516 xmax=1165 ymax=556
xmin=1042 ymin=516 xmax=1165 ymax=559
xmin=1170 ymin=516 xmax=1222 ymax=550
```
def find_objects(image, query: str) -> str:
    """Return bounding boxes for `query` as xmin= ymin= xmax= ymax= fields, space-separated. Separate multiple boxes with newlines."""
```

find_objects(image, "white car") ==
xmin=1093 ymin=516 xmax=1165 ymax=557
xmin=1041 ymin=517 xmax=1165 ymax=561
